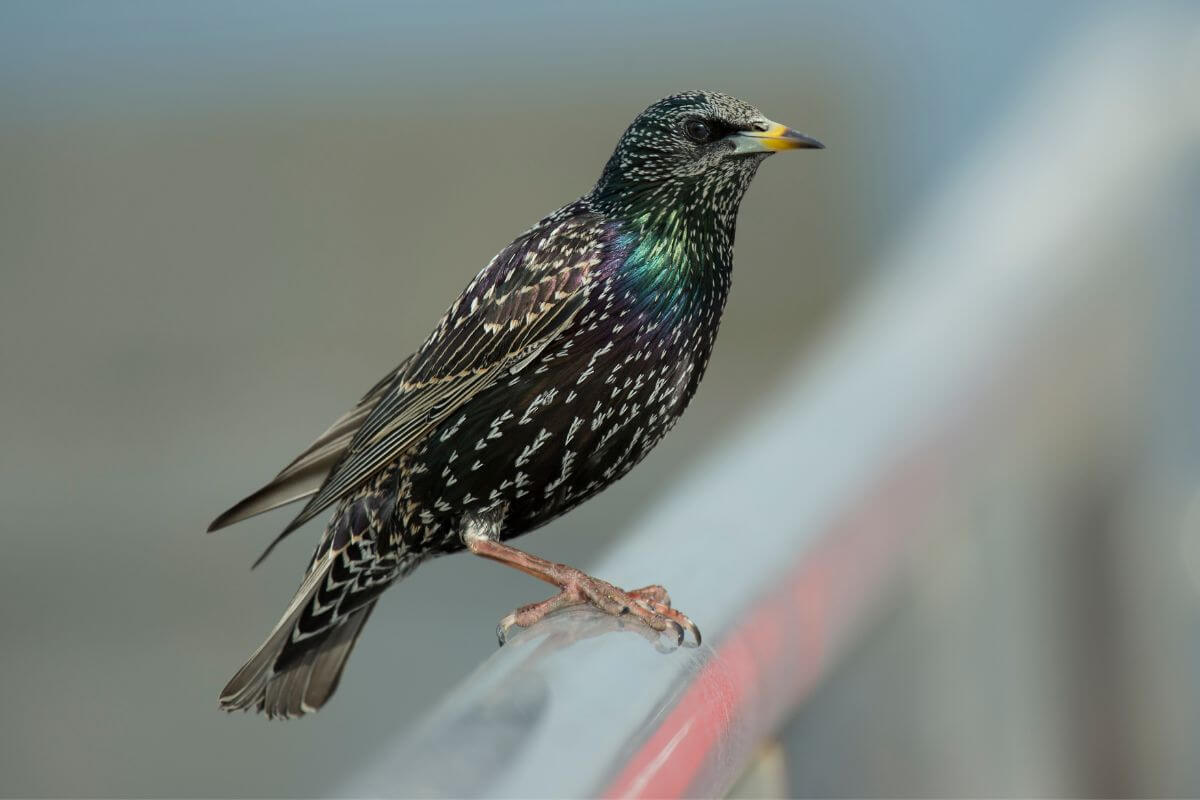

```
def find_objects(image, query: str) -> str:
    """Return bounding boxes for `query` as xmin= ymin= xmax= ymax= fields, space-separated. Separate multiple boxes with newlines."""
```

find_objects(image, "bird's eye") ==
xmin=683 ymin=119 xmax=716 ymax=143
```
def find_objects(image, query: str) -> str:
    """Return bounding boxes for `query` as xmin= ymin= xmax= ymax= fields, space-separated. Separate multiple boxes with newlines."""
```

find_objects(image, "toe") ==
xmin=629 ymin=584 xmax=671 ymax=607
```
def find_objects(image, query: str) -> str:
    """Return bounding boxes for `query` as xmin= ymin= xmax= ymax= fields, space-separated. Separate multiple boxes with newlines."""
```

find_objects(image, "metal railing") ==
xmin=340 ymin=12 xmax=1200 ymax=797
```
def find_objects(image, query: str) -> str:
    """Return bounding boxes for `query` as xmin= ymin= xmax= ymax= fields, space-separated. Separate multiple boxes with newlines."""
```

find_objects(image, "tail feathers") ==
xmin=220 ymin=601 xmax=376 ymax=719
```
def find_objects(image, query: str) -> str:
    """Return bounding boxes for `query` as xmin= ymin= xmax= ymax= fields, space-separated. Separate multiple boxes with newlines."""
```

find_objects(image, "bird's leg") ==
xmin=460 ymin=512 xmax=700 ymax=647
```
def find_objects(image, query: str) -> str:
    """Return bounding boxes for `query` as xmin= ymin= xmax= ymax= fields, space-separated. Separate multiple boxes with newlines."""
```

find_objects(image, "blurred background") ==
xmin=2 ymin=1 xmax=1199 ymax=796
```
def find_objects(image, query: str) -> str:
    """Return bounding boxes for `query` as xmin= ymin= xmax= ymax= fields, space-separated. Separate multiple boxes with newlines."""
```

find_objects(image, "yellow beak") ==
xmin=730 ymin=120 xmax=824 ymax=154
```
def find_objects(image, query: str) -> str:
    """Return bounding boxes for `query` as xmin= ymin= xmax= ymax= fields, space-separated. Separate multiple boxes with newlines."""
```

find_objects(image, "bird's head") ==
xmin=590 ymin=90 xmax=822 ymax=219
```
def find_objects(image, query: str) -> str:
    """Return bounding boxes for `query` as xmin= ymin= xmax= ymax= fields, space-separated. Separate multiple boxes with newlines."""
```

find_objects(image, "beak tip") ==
xmin=789 ymin=131 xmax=825 ymax=150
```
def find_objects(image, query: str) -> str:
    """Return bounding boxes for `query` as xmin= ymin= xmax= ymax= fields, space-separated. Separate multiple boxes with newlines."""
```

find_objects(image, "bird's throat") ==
xmin=622 ymin=201 xmax=733 ymax=290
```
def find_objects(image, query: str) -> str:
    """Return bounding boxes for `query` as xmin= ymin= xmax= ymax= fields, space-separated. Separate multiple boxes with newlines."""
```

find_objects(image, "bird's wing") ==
xmin=207 ymin=358 xmax=411 ymax=532
xmin=273 ymin=210 xmax=611 ymax=540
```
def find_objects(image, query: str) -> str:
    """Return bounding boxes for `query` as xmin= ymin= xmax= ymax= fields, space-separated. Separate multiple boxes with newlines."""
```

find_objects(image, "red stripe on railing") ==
xmin=603 ymin=447 xmax=939 ymax=798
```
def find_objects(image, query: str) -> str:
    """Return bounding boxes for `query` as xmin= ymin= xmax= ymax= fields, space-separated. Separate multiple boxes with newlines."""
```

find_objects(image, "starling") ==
xmin=211 ymin=91 xmax=822 ymax=718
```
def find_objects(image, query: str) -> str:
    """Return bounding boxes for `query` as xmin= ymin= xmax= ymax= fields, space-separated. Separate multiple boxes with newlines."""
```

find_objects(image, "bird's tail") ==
xmin=219 ymin=570 xmax=378 ymax=719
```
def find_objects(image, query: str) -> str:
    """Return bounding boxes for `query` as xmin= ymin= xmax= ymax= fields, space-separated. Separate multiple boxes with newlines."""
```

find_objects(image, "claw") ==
xmin=496 ymin=612 xmax=520 ymax=646
xmin=627 ymin=594 xmax=700 ymax=647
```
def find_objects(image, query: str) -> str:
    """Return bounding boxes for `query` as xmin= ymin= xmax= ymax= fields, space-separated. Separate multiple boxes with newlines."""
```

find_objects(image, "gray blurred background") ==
xmin=3 ymin=1 xmax=1199 ymax=797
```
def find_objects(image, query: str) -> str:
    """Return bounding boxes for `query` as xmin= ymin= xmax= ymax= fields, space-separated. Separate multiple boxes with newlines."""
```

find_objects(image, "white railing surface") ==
xmin=339 ymin=12 xmax=1200 ymax=798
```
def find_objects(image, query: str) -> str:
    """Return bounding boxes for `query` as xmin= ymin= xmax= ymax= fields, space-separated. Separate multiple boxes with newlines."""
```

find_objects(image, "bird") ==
xmin=210 ymin=90 xmax=822 ymax=718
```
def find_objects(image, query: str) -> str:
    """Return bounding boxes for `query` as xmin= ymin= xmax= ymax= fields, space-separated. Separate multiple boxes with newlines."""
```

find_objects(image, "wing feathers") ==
xmin=210 ymin=209 xmax=612 ymax=551
xmin=276 ymin=214 xmax=609 ymax=535
xmin=207 ymin=358 xmax=409 ymax=533
xmin=207 ymin=461 xmax=330 ymax=534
